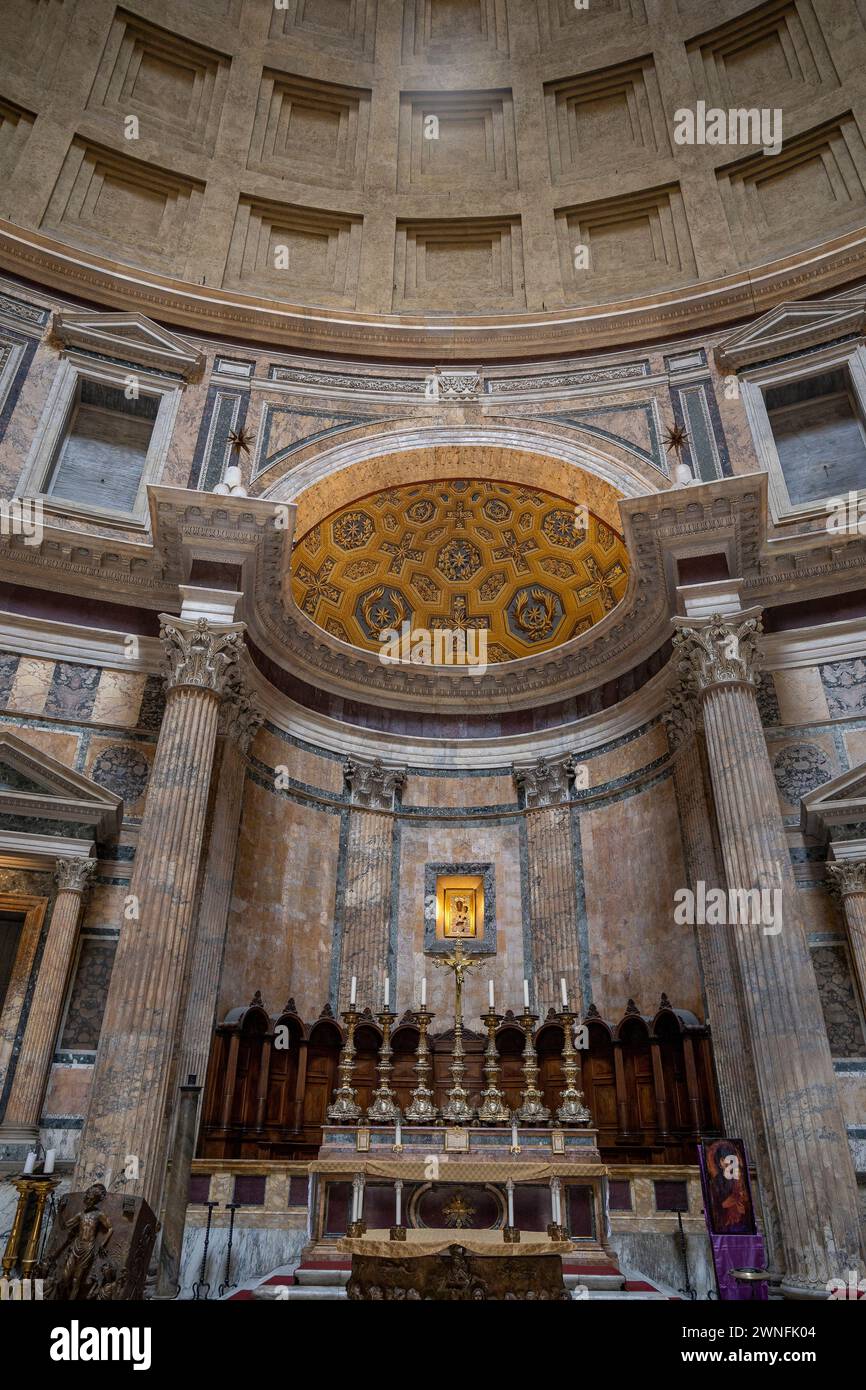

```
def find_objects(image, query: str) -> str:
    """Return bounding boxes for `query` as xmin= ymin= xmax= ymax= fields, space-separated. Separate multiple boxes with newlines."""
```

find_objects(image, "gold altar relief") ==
xmin=437 ymin=873 xmax=483 ymax=941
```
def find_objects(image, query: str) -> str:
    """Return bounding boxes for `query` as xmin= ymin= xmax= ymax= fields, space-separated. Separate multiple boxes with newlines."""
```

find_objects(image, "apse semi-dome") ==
xmin=290 ymin=478 xmax=629 ymax=661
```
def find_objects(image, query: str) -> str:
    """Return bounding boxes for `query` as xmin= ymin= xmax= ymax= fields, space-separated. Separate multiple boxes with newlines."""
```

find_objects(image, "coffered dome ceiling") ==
xmin=290 ymin=479 xmax=629 ymax=662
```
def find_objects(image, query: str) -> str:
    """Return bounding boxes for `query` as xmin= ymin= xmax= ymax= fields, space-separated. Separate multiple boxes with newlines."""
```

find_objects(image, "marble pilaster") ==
xmin=825 ymin=860 xmax=866 ymax=1019
xmin=338 ymin=757 xmax=405 ymax=1012
xmin=0 ymin=856 xmax=95 ymax=1139
xmin=74 ymin=616 xmax=242 ymax=1210
xmin=673 ymin=612 xmax=864 ymax=1296
xmin=513 ymin=756 xmax=582 ymax=1013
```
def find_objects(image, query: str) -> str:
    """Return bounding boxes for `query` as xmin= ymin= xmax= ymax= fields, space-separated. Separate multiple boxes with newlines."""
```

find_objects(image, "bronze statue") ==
xmin=46 ymin=1183 xmax=113 ymax=1300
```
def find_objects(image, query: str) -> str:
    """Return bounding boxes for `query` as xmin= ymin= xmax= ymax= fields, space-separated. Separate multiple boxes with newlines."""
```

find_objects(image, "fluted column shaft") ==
xmin=1 ymin=857 xmax=95 ymax=1133
xmin=667 ymin=708 xmax=782 ymax=1263
xmin=675 ymin=613 xmax=864 ymax=1296
xmin=178 ymin=684 xmax=261 ymax=1091
xmin=75 ymin=616 xmax=242 ymax=1210
xmin=338 ymin=756 xmax=405 ymax=1011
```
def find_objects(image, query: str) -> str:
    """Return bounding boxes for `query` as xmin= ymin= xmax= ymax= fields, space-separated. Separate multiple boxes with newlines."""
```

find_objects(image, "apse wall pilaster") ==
xmin=337 ymin=757 xmax=406 ymax=1013
xmin=512 ymin=756 xmax=583 ymax=1014
xmin=0 ymin=856 xmax=96 ymax=1141
xmin=74 ymin=614 xmax=243 ymax=1210
xmin=825 ymin=860 xmax=866 ymax=1021
xmin=673 ymin=611 xmax=865 ymax=1296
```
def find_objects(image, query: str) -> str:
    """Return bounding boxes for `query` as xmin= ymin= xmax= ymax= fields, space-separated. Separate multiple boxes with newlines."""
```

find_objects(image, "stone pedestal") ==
xmin=74 ymin=615 xmax=242 ymax=1210
xmin=673 ymin=611 xmax=864 ymax=1297
xmin=0 ymin=856 xmax=95 ymax=1142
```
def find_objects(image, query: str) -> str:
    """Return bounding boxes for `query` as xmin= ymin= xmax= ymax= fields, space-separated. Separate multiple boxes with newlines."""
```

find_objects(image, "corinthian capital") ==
xmin=672 ymin=611 xmax=763 ymax=694
xmin=827 ymin=859 xmax=866 ymax=897
xmin=513 ymin=755 xmax=574 ymax=807
xmin=160 ymin=615 xmax=244 ymax=695
xmin=55 ymin=856 xmax=96 ymax=894
xmin=343 ymin=755 xmax=406 ymax=810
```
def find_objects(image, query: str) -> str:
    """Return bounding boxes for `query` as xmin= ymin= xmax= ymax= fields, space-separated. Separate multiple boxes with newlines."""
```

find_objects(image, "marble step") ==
xmin=295 ymin=1267 xmax=350 ymax=1286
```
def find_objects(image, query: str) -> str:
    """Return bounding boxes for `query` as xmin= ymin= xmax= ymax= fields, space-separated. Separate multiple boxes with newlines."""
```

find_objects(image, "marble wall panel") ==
xmin=0 ymin=724 xmax=79 ymax=767
xmin=580 ymin=779 xmax=701 ymax=1018
xmin=768 ymin=734 xmax=839 ymax=813
xmin=90 ymin=670 xmax=149 ymax=727
xmin=835 ymin=1071 xmax=866 ymax=1128
xmin=586 ymin=724 xmax=666 ymax=788
xmin=220 ymin=778 xmax=340 ymax=1020
xmin=42 ymin=1063 xmax=92 ymax=1116
xmin=253 ymin=727 xmax=344 ymax=795
xmin=83 ymin=738 xmax=155 ymax=817
xmin=401 ymin=772 xmax=514 ymax=809
xmin=773 ymin=667 xmax=830 ymax=725
xmin=5 ymin=657 xmax=55 ymax=714
xmin=394 ymin=820 xmax=523 ymax=1023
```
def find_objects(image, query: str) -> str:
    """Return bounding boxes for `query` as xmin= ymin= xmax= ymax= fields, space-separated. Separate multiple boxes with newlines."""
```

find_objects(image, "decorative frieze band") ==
xmin=160 ymin=615 xmax=244 ymax=696
xmin=343 ymin=755 xmax=407 ymax=810
xmin=672 ymin=612 xmax=763 ymax=694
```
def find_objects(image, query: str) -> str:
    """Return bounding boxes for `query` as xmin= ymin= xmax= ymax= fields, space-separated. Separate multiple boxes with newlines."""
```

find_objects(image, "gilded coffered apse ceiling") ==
xmin=290 ymin=479 xmax=629 ymax=662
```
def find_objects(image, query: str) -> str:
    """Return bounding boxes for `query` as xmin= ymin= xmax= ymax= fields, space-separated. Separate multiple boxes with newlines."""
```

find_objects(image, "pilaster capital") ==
xmin=220 ymin=671 xmax=263 ymax=753
xmin=663 ymin=682 xmax=702 ymax=750
xmin=54 ymin=856 xmax=96 ymax=895
xmin=512 ymin=755 xmax=575 ymax=807
xmin=827 ymin=860 xmax=866 ymax=897
xmin=672 ymin=610 xmax=763 ymax=694
xmin=343 ymin=755 xmax=406 ymax=810
xmin=159 ymin=614 xmax=244 ymax=696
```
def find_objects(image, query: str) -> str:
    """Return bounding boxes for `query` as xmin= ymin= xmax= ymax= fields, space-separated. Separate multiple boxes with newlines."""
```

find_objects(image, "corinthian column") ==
xmin=673 ymin=611 xmax=864 ymax=1296
xmin=825 ymin=859 xmax=866 ymax=1017
xmin=513 ymin=755 xmax=582 ymax=1014
xmin=0 ymin=856 xmax=96 ymax=1140
xmin=338 ymin=757 xmax=405 ymax=1011
xmin=178 ymin=673 xmax=262 ymax=1091
xmin=664 ymin=686 xmax=783 ymax=1265
xmin=74 ymin=615 xmax=242 ymax=1210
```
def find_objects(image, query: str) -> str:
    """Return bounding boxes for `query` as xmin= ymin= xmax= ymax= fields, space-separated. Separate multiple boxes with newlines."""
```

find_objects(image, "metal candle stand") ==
xmin=366 ymin=1009 xmax=400 ymax=1123
xmin=477 ymin=1009 xmax=511 ymax=1124
xmin=326 ymin=1008 xmax=363 ymax=1123
xmin=515 ymin=1009 xmax=551 ymax=1124
xmin=192 ymin=1200 xmax=219 ymax=1300
xmin=218 ymin=1201 xmax=241 ymax=1297
xmin=404 ymin=1006 xmax=437 ymax=1123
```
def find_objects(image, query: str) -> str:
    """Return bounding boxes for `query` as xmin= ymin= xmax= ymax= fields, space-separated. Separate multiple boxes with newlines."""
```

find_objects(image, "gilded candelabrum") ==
xmin=2 ymin=1173 xmax=60 ymax=1277
xmin=366 ymin=1009 xmax=400 ymax=1124
xmin=405 ymin=1006 xmax=438 ymax=1123
xmin=433 ymin=941 xmax=482 ymax=1124
xmin=515 ymin=1009 xmax=551 ymax=1125
xmin=326 ymin=1008 xmax=363 ymax=1123
xmin=477 ymin=1010 xmax=511 ymax=1124
xmin=556 ymin=1010 xmax=591 ymax=1126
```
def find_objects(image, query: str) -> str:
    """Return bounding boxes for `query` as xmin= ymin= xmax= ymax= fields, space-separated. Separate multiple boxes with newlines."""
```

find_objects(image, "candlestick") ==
xmin=326 ymin=1008 xmax=363 ymax=1122
xmin=515 ymin=1008 xmax=551 ymax=1124
xmin=389 ymin=1179 xmax=406 ymax=1242
xmin=523 ymin=979 xmax=529 ymax=1009
xmin=350 ymin=976 xmax=357 ymax=1005
xmin=366 ymin=1009 xmax=400 ymax=1123
xmin=503 ymin=1177 xmax=520 ymax=1243
xmin=477 ymin=1009 xmax=511 ymax=1124
xmin=405 ymin=1005 xmax=438 ymax=1123
xmin=555 ymin=1009 xmax=591 ymax=1126
xmin=433 ymin=942 xmax=482 ymax=1124
xmin=547 ymin=1176 xmax=566 ymax=1241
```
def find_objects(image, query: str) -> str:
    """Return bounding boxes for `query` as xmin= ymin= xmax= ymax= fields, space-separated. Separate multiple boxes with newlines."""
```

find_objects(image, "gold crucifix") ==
xmin=432 ymin=940 xmax=483 ymax=1020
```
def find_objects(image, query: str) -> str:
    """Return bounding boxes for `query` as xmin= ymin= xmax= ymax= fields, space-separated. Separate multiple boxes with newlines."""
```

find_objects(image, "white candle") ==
xmin=512 ymin=1119 xmax=518 ymax=1149
xmin=488 ymin=979 xmax=495 ymax=1008
xmin=395 ymin=1118 xmax=402 ymax=1148
xmin=523 ymin=979 xmax=529 ymax=1009
xmin=23 ymin=1151 xmax=36 ymax=1175
xmin=507 ymin=1180 xmax=514 ymax=1226
xmin=421 ymin=977 xmax=426 ymax=1007
xmin=395 ymin=1181 xmax=402 ymax=1225
xmin=384 ymin=974 xmax=390 ymax=1008
xmin=43 ymin=1149 xmax=55 ymax=1174
xmin=350 ymin=976 xmax=357 ymax=1005
xmin=560 ymin=978 xmax=568 ymax=1008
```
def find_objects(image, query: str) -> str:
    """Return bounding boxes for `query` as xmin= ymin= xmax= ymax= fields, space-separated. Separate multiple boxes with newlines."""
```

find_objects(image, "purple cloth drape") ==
xmin=711 ymin=1233 xmax=768 ymax=1300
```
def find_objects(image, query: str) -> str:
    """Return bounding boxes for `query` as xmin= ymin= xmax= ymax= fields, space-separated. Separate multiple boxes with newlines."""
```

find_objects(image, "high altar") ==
xmin=302 ymin=943 xmax=611 ymax=1295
